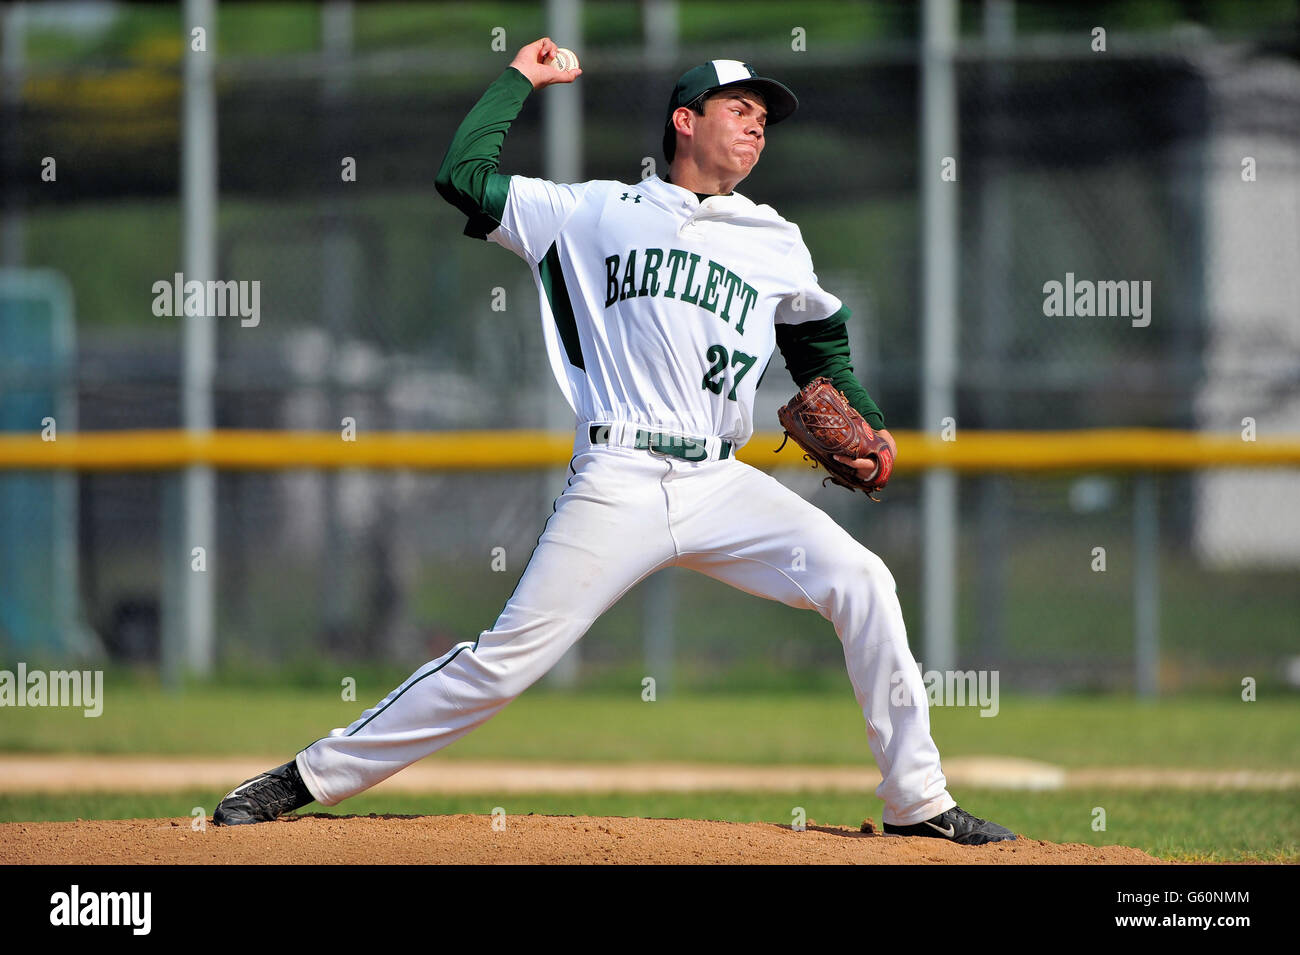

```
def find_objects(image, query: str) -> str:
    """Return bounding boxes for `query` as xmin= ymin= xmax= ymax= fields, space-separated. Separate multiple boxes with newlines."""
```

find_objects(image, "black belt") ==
xmin=589 ymin=425 xmax=732 ymax=462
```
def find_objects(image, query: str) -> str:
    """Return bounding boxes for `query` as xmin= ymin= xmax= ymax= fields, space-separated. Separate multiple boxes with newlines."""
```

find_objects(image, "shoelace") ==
xmin=946 ymin=807 xmax=989 ymax=830
xmin=248 ymin=767 xmax=304 ymax=810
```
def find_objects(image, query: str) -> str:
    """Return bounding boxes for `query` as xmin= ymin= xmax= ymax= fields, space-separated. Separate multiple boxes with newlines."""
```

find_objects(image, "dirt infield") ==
xmin=2 ymin=814 xmax=1162 ymax=864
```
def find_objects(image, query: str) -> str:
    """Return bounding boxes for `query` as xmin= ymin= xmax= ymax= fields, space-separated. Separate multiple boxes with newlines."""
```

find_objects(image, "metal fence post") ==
xmin=1134 ymin=473 xmax=1160 ymax=697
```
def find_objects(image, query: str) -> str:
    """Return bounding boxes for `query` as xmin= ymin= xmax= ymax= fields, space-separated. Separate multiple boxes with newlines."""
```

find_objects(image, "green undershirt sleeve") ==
xmin=774 ymin=305 xmax=886 ymax=430
xmin=434 ymin=67 xmax=534 ymax=239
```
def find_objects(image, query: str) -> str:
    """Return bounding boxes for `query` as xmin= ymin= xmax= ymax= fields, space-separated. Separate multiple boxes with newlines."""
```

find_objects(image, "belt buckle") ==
xmin=638 ymin=429 xmax=671 ymax=457
xmin=650 ymin=430 xmax=707 ymax=462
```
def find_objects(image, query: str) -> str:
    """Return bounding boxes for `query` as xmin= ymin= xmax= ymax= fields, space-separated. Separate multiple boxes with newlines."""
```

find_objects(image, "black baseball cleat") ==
xmin=213 ymin=760 xmax=315 ymax=826
xmin=883 ymin=805 xmax=1016 ymax=845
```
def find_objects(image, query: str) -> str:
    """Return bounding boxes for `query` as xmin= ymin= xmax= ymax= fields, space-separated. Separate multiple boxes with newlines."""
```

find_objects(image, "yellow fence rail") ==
xmin=0 ymin=428 xmax=1298 ymax=472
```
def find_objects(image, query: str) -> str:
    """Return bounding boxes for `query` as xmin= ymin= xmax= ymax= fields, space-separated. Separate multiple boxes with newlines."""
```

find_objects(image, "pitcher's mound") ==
xmin=2 ymin=814 xmax=1162 ymax=864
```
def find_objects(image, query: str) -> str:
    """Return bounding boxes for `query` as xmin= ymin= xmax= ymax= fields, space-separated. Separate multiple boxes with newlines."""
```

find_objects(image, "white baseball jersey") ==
xmin=486 ymin=173 xmax=844 ymax=447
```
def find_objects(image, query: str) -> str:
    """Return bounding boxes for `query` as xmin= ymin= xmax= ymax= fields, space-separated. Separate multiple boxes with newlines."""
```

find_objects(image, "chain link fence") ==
xmin=3 ymin=8 xmax=1297 ymax=690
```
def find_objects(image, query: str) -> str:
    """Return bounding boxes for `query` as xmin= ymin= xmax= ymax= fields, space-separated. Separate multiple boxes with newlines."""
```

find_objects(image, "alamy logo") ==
xmin=0 ymin=664 xmax=103 ymax=717
xmin=890 ymin=667 xmax=1000 ymax=717
xmin=1041 ymin=272 xmax=1151 ymax=327
xmin=49 ymin=885 xmax=151 ymax=935
xmin=590 ymin=425 xmax=710 ymax=460
xmin=152 ymin=272 xmax=261 ymax=327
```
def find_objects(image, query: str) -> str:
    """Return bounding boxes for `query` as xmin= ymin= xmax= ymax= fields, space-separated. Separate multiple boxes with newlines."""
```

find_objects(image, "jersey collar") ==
xmin=643 ymin=173 xmax=756 ymax=213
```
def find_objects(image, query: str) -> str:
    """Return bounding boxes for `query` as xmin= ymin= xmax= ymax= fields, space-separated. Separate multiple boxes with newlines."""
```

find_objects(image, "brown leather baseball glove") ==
xmin=776 ymin=377 xmax=895 ymax=500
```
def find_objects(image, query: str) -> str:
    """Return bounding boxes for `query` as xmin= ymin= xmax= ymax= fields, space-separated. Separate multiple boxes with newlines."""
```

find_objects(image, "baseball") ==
xmin=546 ymin=47 xmax=579 ymax=72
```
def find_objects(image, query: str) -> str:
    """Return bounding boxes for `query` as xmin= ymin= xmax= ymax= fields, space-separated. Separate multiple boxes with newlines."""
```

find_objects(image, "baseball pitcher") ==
xmin=214 ymin=39 xmax=1015 ymax=846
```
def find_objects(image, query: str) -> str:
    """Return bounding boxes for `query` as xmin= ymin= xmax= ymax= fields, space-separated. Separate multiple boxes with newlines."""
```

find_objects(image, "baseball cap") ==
xmin=662 ymin=59 xmax=798 ymax=161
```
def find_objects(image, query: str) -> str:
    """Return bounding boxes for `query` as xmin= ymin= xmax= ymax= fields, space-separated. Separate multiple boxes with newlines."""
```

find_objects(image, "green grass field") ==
xmin=2 ymin=680 xmax=1296 ymax=861
xmin=1 ymin=680 xmax=1296 ymax=768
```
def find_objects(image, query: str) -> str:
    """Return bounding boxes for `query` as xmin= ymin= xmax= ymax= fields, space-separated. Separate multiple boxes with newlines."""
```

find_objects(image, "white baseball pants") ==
xmin=297 ymin=424 xmax=957 ymax=826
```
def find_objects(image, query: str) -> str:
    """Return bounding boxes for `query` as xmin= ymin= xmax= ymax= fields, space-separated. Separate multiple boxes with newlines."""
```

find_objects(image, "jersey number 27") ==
xmin=701 ymin=344 xmax=757 ymax=401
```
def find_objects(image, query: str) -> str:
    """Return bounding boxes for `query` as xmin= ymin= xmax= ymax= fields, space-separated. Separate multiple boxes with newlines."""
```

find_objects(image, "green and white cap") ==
xmin=662 ymin=59 xmax=798 ymax=160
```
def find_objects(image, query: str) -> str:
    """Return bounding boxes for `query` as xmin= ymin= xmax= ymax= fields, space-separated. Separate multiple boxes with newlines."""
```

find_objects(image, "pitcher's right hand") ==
xmin=510 ymin=38 xmax=583 ymax=91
